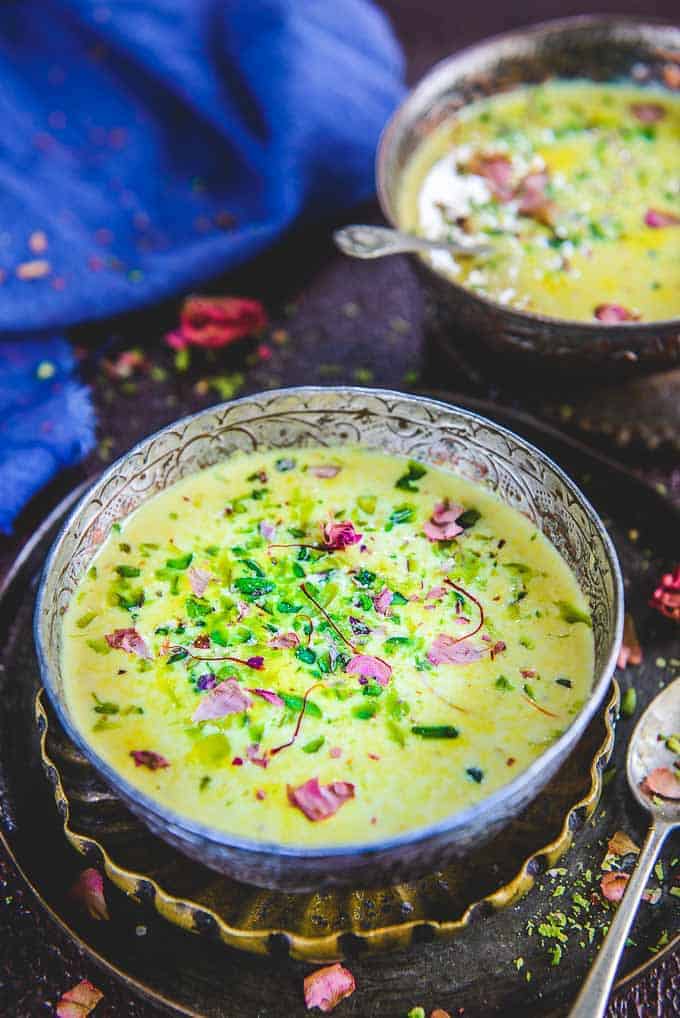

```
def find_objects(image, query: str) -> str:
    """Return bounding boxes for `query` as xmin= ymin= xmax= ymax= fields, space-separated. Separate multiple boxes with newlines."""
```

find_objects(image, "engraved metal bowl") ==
xmin=34 ymin=387 xmax=623 ymax=891
xmin=377 ymin=15 xmax=680 ymax=372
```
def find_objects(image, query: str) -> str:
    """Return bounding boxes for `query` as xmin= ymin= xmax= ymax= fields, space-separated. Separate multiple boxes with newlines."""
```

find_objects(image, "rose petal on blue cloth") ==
xmin=0 ymin=338 xmax=95 ymax=533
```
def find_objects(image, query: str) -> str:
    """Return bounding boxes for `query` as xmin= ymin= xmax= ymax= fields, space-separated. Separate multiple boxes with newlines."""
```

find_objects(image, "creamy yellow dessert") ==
xmin=397 ymin=81 xmax=680 ymax=322
xmin=62 ymin=448 xmax=593 ymax=845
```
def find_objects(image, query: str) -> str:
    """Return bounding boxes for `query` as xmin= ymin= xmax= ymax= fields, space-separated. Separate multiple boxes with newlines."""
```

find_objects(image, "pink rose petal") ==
xmin=630 ymin=102 xmax=666 ymax=122
xmin=259 ymin=520 xmax=276 ymax=541
xmin=130 ymin=750 xmax=169 ymax=770
xmin=288 ymin=777 xmax=355 ymax=822
xmin=322 ymin=520 xmax=362 ymax=550
xmin=248 ymin=687 xmax=285 ymax=707
xmin=311 ymin=464 xmax=341 ymax=479
xmin=641 ymin=766 xmax=680 ymax=800
xmin=373 ymin=587 xmax=393 ymax=616
xmin=594 ymin=303 xmax=639 ymax=323
xmin=247 ymin=742 xmax=269 ymax=768
xmin=517 ymin=170 xmax=556 ymax=226
xmin=56 ymin=980 xmax=103 ymax=1018
xmin=425 ymin=586 xmax=447 ymax=601
xmin=304 ymin=963 xmax=356 ymax=1012
xmin=644 ymin=208 xmax=680 ymax=228
xmin=192 ymin=679 xmax=252 ymax=722
xmin=268 ymin=631 xmax=300 ymax=650
xmin=69 ymin=868 xmax=109 ymax=921
xmin=423 ymin=502 xmax=465 ymax=542
xmin=649 ymin=565 xmax=680 ymax=622
xmin=616 ymin=613 xmax=643 ymax=669
xmin=467 ymin=152 xmax=514 ymax=201
xmin=165 ymin=295 xmax=267 ymax=350
xmin=427 ymin=634 xmax=484 ymax=666
xmin=601 ymin=871 xmax=630 ymax=903
xmin=345 ymin=654 xmax=392 ymax=686
xmin=104 ymin=627 xmax=151 ymax=659
xmin=188 ymin=566 xmax=212 ymax=596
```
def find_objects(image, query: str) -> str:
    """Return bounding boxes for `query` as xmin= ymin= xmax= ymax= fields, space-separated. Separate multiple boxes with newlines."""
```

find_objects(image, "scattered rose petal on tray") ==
xmin=601 ymin=871 xmax=630 ymax=903
xmin=289 ymin=777 xmax=355 ymax=821
xmin=69 ymin=868 xmax=109 ymax=921
xmin=616 ymin=613 xmax=643 ymax=669
xmin=311 ymin=464 xmax=341 ymax=479
xmin=104 ymin=627 xmax=151 ymax=659
xmin=165 ymin=295 xmax=267 ymax=349
xmin=304 ymin=963 xmax=356 ymax=1012
xmin=649 ymin=565 xmax=680 ymax=622
xmin=607 ymin=830 xmax=640 ymax=857
xmin=630 ymin=102 xmax=666 ymax=122
xmin=55 ymin=979 xmax=103 ymax=1017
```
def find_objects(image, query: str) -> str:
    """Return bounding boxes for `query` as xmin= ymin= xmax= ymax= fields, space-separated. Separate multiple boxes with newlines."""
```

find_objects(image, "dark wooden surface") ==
xmin=0 ymin=2 xmax=678 ymax=1015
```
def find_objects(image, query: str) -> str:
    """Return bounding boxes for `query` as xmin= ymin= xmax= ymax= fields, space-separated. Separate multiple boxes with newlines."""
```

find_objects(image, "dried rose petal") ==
xmin=248 ymin=687 xmax=285 ymax=706
xmin=630 ymin=102 xmax=666 ymax=122
xmin=517 ymin=170 xmax=556 ymax=227
xmin=188 ymin=566 xmax=212 ymax=597
xmin=268 ymin=631 xmax=300 ymax=650
xmin=467 ymin=152 xmax=514 ymax=201
xmin=594 ymin=304 xmax=639 ymax=323
xmin=373 ymin=587 xmax=393 ymax=616
xmin=289 ymin=777 xmax=355 ymax=821
xmin=193 ymin=633 xmax=211 ymax=650
xmin=616 ymin=613 xmax=643 ymax=669
xmin=643 ymin=886 xmax=662 ymax=905
xmin=247 ymin=743 xmax=270 ymax=768
xmin=130 ymin=750 xmax=169 ymax=770
xmin=644 ymin=208 xmax=680 ymax=228
xmin=304 ymin=963 xmax=356 ymax=1012
xmin=641 ymin=766 xmax=680 ymax=799
xmin=193 ymin=679 xmax=251 ymax=722
xmin=427 ymin=634 xmax=484 ymax=666
xmin=311 ymin=465 xmax=341 ymax=479
xmin=322 ymin=521 xmax=362 ymax=551
xmin=166 ymin=295 xmax=267 ymax=350
xmin=56 ymin=979 xmax=103 ymax=1017
xmin=104 ymin=627 xmax=151 ymax=659
xmin=345 ymin=654 xmax=392 ymax=686
xmin=650 ymin=565 xmax=680 ymax=622
xmin=607 ymin=830 xmax=640 ymax=857
xmin=259 ymin=520 xmax=276 ymax=541
xmin=423 ymin=501 xmax=465 ymax=542
xmin=103 ymin=349 xmax=147 ymax=380
xmin=601 ymin=871 xmax=630 ymax=903
xmin=246 ymin=655 xmax=265 ymax=670
xmin=197 ymin=673 xmax=216 ymax=691
xmin=69 ymin=868 xmax=109 ymax=921
xmin=425 ymin=586 xmax=447 ymax=601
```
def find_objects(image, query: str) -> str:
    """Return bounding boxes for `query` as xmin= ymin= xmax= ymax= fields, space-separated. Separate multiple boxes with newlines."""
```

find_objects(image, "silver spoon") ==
xmin=333 ymin=224 xmax=490 ymax=260
xmin=569 ymin=675 xmax=680 ymax=1018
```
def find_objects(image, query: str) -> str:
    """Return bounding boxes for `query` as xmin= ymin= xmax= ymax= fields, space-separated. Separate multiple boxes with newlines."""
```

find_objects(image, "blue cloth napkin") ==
xmin=0 ymin=0 xmax=404 ymax=531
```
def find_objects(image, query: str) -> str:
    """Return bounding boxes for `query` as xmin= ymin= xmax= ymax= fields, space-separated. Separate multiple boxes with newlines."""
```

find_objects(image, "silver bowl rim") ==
xmin=376 ymin=12 xmax=680 ymax=333
xmin=34 ymin=385 xmax=624 ymax=862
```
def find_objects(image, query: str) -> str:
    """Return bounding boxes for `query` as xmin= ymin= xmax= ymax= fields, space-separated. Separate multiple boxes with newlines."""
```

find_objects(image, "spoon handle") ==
xmin=333 ymin=224 xmax=488 ymax=259
xmin=568 ymin=822 xmax=670 ymax=1018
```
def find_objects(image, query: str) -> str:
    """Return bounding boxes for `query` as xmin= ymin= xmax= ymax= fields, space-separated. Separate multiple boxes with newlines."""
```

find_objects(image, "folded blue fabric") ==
xmin=0 ymin=339 xmax=95 ymax=533
xmin=0 ymin=0 xmax=404 ymax=530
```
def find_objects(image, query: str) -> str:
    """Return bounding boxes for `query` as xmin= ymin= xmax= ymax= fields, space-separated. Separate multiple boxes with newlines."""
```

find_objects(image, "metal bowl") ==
xmin=377 ymin=15 xmax=680 ymax=372
xmin=34 ymin=387 xmax=623 ymax=891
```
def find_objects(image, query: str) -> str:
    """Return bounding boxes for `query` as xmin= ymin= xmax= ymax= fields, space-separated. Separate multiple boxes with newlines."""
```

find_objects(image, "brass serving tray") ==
xmin=36 ymin=683 xmax=618 ymax=962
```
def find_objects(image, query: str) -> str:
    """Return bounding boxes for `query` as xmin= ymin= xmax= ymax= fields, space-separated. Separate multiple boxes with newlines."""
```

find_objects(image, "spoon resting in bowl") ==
xmin=333 ymin=224 xmax=489 ymax=260
xmin=569 ymin=675 xmax=680 ymax=1018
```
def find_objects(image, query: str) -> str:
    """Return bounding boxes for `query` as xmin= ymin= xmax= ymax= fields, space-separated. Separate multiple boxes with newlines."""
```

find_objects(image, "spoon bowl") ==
xmin=627 ymin=675 xmax=680 ymax=822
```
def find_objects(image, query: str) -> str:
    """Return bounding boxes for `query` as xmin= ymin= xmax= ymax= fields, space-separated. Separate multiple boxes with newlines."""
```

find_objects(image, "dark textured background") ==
xmin=1 ymin=2 xmax=678 ymax=1015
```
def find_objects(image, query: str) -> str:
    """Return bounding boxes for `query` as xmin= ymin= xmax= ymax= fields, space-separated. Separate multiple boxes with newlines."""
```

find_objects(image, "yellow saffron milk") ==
xmin=62 ymin=447 xmax=593 ymax=845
